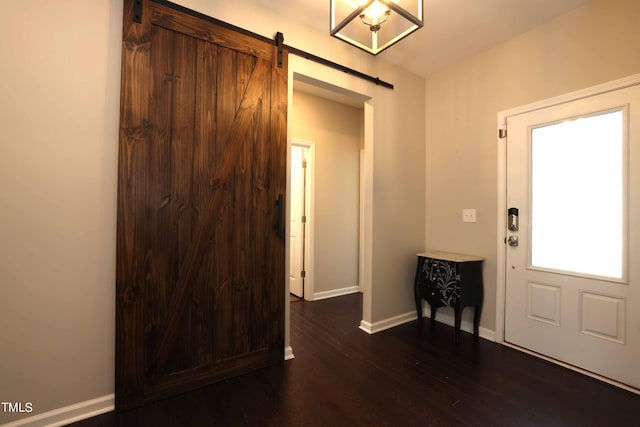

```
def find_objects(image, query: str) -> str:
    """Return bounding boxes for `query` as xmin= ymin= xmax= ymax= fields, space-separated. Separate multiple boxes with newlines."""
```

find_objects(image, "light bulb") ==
xmin=360 ymin=0 xmax=390 ymax=32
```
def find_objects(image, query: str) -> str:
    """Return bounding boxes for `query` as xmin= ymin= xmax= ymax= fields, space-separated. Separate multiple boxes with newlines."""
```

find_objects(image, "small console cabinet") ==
xmin=413 ymin=251 xmax=484 ymax=342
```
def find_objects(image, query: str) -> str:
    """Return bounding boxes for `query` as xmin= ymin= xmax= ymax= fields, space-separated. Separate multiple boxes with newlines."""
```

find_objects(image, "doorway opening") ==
xmin=284 ymin=56 xmax=374 ymax=361
xmin=289 ymin=85 xmax=364 ymax=302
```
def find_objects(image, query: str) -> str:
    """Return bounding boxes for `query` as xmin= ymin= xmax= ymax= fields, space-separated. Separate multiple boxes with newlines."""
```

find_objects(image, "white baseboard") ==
xmin=312 ymin=286 xmax=360 ymax=301
xmin=359 ymin=311 xmax=417 ymax=334
xmin=2 ymin=394 xmax=114 ymax=427
xmin=421 ymin=303 xmax=496 ymax=342
xmin=284 ymin=346 xmax=295 ymax=361
xmin=359 ymin=303 xmax=496 ymax=342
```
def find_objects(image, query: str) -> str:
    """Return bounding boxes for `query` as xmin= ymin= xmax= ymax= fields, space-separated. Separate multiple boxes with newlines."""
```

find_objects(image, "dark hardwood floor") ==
xmin=71 ymin=293 xmax=640 ymax=426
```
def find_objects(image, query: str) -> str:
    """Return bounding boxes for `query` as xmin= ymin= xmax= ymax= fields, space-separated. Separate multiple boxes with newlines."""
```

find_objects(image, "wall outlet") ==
xmin=462 ymin=209 xmax=477 ymax=223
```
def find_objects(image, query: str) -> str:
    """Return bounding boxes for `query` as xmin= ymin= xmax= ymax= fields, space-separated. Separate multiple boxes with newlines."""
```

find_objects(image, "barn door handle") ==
xmin=275 ymin=194 xmax=285 ymax=239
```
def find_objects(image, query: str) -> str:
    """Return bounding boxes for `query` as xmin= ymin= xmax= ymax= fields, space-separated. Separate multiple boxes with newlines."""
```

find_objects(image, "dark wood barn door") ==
xmin=116 ymin=0 xmax=287 ymax=410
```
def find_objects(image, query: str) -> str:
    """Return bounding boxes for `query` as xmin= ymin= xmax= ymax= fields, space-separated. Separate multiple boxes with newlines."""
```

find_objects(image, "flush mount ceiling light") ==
xmin=330 ymin=0 xmax=424 ymax=55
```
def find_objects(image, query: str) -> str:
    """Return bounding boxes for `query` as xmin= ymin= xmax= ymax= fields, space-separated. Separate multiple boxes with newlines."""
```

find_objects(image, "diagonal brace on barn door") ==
xmin=153 ymin=58 xmax=271 ymax=370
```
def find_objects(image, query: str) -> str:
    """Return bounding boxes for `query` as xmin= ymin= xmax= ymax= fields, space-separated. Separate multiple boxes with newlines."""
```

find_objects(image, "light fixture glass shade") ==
xmin=330 ymin=0 xmax=423 ymax=55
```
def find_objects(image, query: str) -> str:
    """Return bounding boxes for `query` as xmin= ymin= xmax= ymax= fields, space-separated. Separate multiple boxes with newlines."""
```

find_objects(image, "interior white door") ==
xmin=289 ymin=145 xmax=307 ymax=298
xmin=505 ymin=84 xmax=640 ymax=389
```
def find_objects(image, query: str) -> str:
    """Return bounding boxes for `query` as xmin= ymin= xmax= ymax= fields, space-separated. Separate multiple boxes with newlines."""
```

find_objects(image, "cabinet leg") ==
xmin=414 ymin=292 xmax=423 ymax=330
xmin=473 ymin=303 xmax=483 ymax=339
xmin=454 ymin=306 xmax=462 ymax=343
xmin=430 ymin=305 xmax=437 ymax=325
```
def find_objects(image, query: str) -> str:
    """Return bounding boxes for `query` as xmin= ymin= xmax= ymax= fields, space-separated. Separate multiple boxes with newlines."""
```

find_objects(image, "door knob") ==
xmin=507 ymin=235 xmax=519 ymax=247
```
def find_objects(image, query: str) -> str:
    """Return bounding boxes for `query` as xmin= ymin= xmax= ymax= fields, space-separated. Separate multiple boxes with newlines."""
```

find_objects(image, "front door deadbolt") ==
xmin=508 ymin=207 xmax=519 ymax=231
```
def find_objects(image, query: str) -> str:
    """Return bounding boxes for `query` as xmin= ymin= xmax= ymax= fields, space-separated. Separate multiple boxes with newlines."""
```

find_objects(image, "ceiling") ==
xmin=251 ymin=0 xmax=591 ymax=78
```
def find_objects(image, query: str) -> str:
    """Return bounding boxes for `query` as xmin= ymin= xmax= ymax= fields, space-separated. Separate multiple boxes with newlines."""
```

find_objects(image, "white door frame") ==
xmin=359 ymin=149 xmax=365 ymax=293
xmin=290 ymin=139 xmax=315 ymax=300
xmin=496 ymin=72 xmax=640 ymax=392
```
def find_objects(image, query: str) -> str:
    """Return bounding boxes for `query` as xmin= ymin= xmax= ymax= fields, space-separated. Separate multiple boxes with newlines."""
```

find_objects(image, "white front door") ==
xmin=505 ymin=83 xmax=640 ymax=389
xmin=289 ymin=145 xmax=308 ymax=298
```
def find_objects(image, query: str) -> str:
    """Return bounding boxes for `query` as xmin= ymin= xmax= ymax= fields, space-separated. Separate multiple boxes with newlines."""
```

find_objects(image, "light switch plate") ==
xmin=463 ymin=209 xmax=477 ymax=223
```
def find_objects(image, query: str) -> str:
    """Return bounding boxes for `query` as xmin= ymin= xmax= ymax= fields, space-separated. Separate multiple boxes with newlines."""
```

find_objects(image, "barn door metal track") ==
xmin=151 ymin=0 xmax=395 ymax=90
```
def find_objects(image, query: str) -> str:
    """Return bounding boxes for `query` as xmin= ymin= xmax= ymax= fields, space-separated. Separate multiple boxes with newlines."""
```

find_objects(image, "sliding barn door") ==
xmin=116 ymin=0 xmax=287 ymax=410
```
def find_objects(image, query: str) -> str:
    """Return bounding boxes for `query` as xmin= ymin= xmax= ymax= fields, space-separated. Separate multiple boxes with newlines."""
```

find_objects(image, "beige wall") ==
xmin=0 ymin=0 xmax=425 ymax=423
xmin=292 ymin=91 xmax=362 ymax=295
xmin=424 ymin=0 xmax=640 ymax=332
xmin=0 ymin=0 xmax=122 ymax=423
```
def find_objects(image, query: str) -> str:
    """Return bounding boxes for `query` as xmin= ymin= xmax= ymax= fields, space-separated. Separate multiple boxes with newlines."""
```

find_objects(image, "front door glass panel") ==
xmin=530 ymin=109 xmax=625 ymax=280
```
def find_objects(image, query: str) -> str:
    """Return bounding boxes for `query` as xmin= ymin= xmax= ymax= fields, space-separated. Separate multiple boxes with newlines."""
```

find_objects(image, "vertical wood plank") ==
xmin=144 ymin=25 xmax=174 ymax=381
xmin=192 ymin=39 xmax=218 ymax=366
xmin=268 ymin=46 xmax=287 ymax=364
xmin=212 ymin=46 xmax=237 ymax=361
xmin=116 ymin=0 xmax=152 ymax=410
xmin=168 ymin=32 xmax=198 ymax=372
xmin=231 ymin=53 xmax=257 ymax=357
xmin=248 ymin=57 xmax=272 ymax=353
